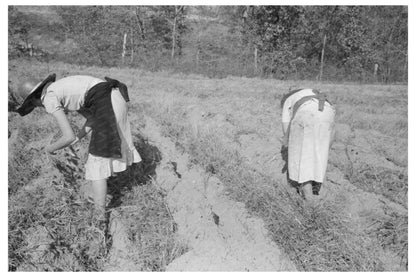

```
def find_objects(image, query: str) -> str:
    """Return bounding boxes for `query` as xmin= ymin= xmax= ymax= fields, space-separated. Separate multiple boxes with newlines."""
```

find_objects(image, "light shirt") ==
xmin=41 ymin=75 xmax=104 ymax=114
xmin=281 ymin=88 xmax=316 ymax=123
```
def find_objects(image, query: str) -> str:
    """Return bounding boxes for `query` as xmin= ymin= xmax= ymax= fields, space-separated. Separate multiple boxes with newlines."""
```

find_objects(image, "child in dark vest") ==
xmin=16 ymin=74 xmax=142 ymax=215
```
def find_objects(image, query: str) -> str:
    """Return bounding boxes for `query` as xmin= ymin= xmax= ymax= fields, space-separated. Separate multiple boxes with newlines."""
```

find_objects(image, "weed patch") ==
xmin=111 ymin=181 xmax=188 ymax=271
xmin=8 ymin=176 xmax=107 ymax=271
xmin=148 ymin=110 xmax=384 ymax=271
xmin=347 ymin=165 xmax=407 ymax=207
xmin=368 ymin=209 xmax=408 ymax=269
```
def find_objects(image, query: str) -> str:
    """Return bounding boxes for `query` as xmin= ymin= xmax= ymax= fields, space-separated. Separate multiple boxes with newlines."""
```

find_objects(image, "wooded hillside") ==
xmin=8 ymin=6 xmax=407 ymax=83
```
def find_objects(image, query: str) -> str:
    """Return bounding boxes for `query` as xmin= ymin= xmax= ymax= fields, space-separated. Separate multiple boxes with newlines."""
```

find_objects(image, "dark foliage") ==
xmin=8 ymin=5 xmax=407 ymax=82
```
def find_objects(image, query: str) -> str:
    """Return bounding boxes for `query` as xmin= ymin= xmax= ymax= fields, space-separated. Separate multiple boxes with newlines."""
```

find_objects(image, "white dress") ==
xmin=282 ymin=89 xmax=335 ymax=183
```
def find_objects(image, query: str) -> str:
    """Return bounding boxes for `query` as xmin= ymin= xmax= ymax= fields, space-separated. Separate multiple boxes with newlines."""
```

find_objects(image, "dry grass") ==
xmin=8 ymin=110 xmax=53 ymax=195
xmin=8 ymin=112 xmax=186 ymax=271
xmin=368 ymin=209 xmax=408 ymax=268
xmin=111 ymin=179 xmax=188 ymax=271
xmin=348 ymin=165 xmax=408 ymax=207
xmin=8 ymin=110 xmax=107 ymax=271
xmin=105 ymin=127 xmax=188 ymax=271
xmin=316 ymin=85 xmax=407 ymax=139
xmin=131 ymin=71 xmax=407 ymax=270
xmin=152 ymin=119 xmax=384 ymax=271
xmin=8 ymin=59 xmax=407 ymax=271
xmin=8 ymin=59 xmax=187 ymax=271
xmin=8 ymin=163 xmax=108 ymax=271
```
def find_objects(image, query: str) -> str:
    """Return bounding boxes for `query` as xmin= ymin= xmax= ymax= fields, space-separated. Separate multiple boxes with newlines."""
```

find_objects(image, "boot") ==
xmin=312 ymin=181 xmax=322 ymax=195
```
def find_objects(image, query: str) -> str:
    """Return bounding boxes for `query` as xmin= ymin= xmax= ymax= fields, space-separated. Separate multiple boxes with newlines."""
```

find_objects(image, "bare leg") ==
xmin=91 ymin=179 xmax=108 ymax=213
xmin=301 ymin=181 xmax=313 ymax=201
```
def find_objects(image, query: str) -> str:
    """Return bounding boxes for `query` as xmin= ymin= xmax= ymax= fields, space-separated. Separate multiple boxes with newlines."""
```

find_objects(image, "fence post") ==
xmin=122 ymin=33 xmax=127 ymax=64
xmin=319 ymin=34 xmax=327 ymax=82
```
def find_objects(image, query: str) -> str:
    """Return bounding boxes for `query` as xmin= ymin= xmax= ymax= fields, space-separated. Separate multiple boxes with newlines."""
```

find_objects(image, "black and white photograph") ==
xmin=5 ymin=1 xmax=411 ymax=272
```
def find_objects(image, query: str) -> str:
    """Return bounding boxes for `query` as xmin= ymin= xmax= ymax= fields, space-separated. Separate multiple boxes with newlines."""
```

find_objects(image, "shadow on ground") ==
xmin=106 ymin=132 xmax=162 ymax=209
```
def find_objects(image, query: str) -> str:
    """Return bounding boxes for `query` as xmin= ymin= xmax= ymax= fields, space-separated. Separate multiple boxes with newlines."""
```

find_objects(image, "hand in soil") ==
xmin=67 ymin=146 xmax=79 ymax=158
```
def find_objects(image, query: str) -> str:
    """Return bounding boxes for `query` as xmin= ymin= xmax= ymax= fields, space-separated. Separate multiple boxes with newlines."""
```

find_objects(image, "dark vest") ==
xmin=81 ymin=77 xmax=130 ymax=159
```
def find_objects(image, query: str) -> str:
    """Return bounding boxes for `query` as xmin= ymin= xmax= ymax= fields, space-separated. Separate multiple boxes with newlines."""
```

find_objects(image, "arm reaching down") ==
xmin=71 ymin=120 xmax=92 ymax=146
xmin=45 ymin=109 xmax=76 ymax=154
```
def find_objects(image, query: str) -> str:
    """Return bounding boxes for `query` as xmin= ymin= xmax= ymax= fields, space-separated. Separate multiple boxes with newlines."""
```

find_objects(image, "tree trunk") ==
xmin=319 ymin=34 xmax=327 ymax=82
xmin=171 ymin=8 xmax=177 ymax=60
xmin=130 ymin=28 xmax=134 ymax=63
xmin=196 ymin=48 xmax=200 ymax=67
xmin=403 ymin=53 xmax=408 ymax=82
xmin=122 ymin=32 xmax=127 ymax=64
xmin=385 ymin=16 xmax=399 ymax=83
xmin=135 ymin=7 xmax=146 ymax=41
xmin=254 ymin=46 xmax=258 ymax=71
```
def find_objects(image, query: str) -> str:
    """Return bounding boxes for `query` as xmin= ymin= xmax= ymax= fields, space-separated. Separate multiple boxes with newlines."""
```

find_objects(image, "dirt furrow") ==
xmin=104 ymin=210 xmax=138 ymax=271
xmin=140 ymin=116 xmax=296 ymax=271
xmin=233 ymin=125 xmax=407 ymax=270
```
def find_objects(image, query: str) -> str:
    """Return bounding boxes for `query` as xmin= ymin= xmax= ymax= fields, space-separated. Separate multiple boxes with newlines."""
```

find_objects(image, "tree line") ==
xmin=8 ymin=6 xmax=407 ymax=83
